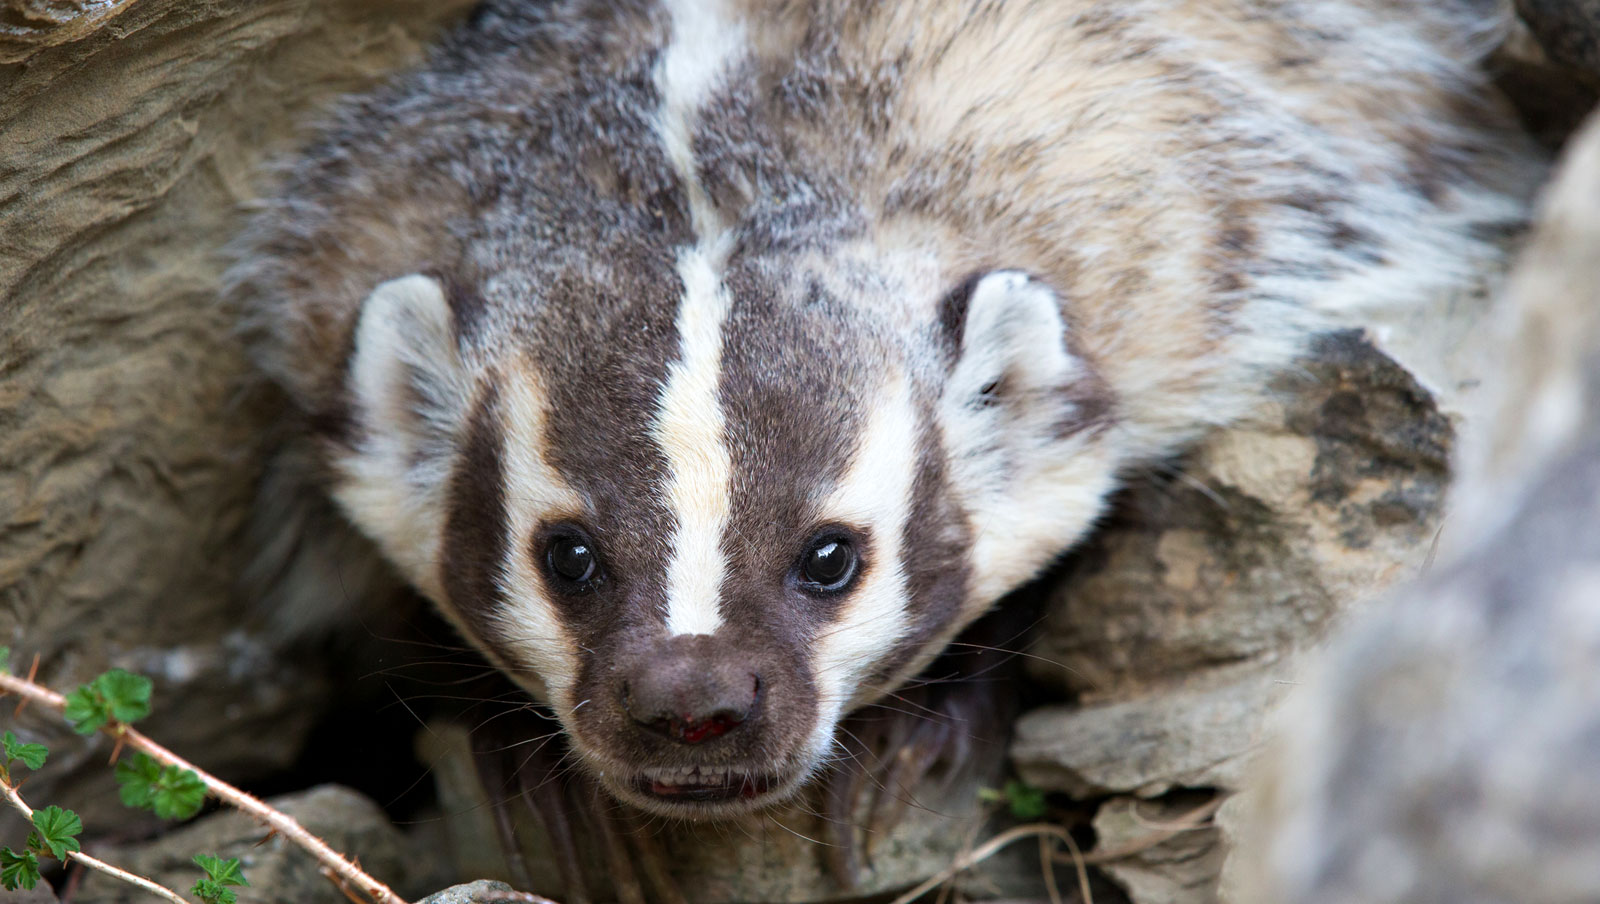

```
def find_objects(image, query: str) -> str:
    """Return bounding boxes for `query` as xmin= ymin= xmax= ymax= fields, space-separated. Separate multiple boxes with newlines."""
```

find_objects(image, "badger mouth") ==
xmin=634 ymin=765 xmax=779 ymax=803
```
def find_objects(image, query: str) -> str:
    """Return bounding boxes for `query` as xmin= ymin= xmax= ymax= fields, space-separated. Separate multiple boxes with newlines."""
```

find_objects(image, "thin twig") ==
xmin=886 ymin=823 xmax=1081 ymax=904
xmin=1040 ymin=834 xmax=1065 ymax=904
xmin=0 ymin=670 xmax=410 ymax=904
xmin=0 ymin=774 xmax=188 ymax=904
xmin=1056 ymin=823 xmax=1094 ymax=904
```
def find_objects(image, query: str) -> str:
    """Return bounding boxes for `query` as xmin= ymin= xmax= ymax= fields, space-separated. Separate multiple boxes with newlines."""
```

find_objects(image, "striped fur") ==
xmin=229 ymin=0 xmax=1544 ymax=818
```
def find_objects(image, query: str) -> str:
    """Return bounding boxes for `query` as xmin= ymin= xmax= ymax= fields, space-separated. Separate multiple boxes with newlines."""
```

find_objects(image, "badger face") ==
xmin=332 ymin=248 xmax=1116 ymax=818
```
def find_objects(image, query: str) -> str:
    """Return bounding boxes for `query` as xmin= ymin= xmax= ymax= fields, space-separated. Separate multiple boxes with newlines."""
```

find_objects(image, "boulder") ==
xmin=1516 ymin=0 xmax=1600 ymax=75
xmin=420 ymin=881 xmax=523 ymax=904
xmin=1011 ymin=322 xmax=1485 ymax=902
xmin=1228 ymin=103 xmax=1600 ymax=904
xmin=0 ymin=0 xmax=473 ymax=828
xmin=72 ymin=785 xmax=420 ymax=904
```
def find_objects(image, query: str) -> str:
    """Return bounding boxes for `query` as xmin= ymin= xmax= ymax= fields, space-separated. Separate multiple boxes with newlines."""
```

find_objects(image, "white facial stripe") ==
xmin=653 ymin=0 xmax=745 ymax=238
xmin=808 ymin=370 xmax=919 ymax=747
xmin=494 ymin=365 xmax=585 ymax=702
xmin=656 ymin=247 xmax=735 ymax=636
xmin=649 ymin=3 xmax=747 ymax=636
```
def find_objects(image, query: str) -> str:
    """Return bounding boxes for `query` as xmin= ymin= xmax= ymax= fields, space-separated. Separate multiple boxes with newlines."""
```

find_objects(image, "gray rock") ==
xmin=72 ymin=786 xmax=418 ymax=904
xmin=0 ymin=884 xmax=60 ymax=903
xmin=419 ymin=880 xmax=520 ymax=904
xmin=1013 ymin=665 xmax=1288 ymax=799
xmin=1009 ymin=240 xmax=1518 ymax=904
xmin=0 ymin=0 xmax=473 ymax=832
xmin=1094 ymin=796 xmax=1227 ymax=904
xmin=1026 ymin=331 xmax=1454 ymax=701
xmin=1517 ymin=0 xmax=1600 ymax=75
xmin=1229 ymin=105 xmax=1600 ymax=904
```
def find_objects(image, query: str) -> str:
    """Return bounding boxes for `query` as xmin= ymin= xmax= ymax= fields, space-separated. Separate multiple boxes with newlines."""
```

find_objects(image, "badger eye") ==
xmin=799 ymin=536 xmax=858 ymax=592
xmin=545 ymin=532 xmax=599 ymax=588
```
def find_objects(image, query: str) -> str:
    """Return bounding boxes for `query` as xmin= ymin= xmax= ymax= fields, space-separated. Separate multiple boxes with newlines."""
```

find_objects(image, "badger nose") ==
xmin=622 ymin=637 xmax=760 ymax=744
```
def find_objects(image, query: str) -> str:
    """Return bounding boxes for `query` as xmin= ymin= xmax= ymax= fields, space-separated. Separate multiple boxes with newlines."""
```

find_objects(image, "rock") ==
xmin=0 ymin=883 xmax=61 ymax=903
xmin=1093 ymin=796 xmax=1227 ymax=904
xmin=0 ymin=0 xmax=473 ymax=830
xmin=1013 ymin=254 xmax=1504 ymax=904
xmin=1013 ymin=665 xmax=1289 ymax=799
xmin=1492 ymin=13 xmax=1598 ymax=148
xmin=1516 ymin=0 xmax=1600 ymax=75
xmin=419 ymin=880 xmax=520 ymax=904
xmin=1228 ymin=104 xmax=1600 ymax=904
xmin=72 ymin=786 xmax=420 ymax=904
xmin=1025 ymin=331 xmax=1457 ymax=702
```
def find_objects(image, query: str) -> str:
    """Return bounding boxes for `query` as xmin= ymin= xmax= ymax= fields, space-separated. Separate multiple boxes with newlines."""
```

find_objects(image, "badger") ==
xmin=229 ymin=0 xmax=1538 ymax=830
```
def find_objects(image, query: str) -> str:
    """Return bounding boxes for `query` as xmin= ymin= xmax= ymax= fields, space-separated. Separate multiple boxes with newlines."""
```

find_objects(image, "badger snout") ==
xmin=570 ymin=630 xmax=817 ymax=816
xmin=620 ymin=635 xmax=760 ymax=744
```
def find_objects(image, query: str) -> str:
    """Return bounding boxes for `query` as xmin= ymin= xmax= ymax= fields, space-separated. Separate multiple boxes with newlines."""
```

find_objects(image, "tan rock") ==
xmin=1229 ymin=98 xmax=1600 ymax=904
xmin=0 ymin=0 xmax=472 ymax=827
xmin=73 ymin=786 xmax=418 ymax=904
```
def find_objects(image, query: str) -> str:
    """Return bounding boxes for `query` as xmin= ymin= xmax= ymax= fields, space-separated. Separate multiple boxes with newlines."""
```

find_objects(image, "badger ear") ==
xmin=937 ymin=270 xmax=1117 ymax=602
xmin=347 ymin=273 xmax=473 ymax=444
xmin=944 ymin=271 xmax=1083 ymax=404
xmin=335 ymin=273 xmax=474 ymax=598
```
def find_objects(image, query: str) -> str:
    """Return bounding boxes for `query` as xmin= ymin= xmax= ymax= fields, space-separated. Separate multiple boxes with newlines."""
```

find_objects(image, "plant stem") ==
xmin=0 ymin=671 xmax=411 ymax=904
xmin=0 ymin=773 xmax=189 ymax=904
xmin=885 ymin=822 xmax=1089 ymax=904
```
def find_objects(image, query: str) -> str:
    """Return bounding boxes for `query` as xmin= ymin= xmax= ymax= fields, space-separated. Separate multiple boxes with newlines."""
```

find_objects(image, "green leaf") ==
xmin=96 ymin=669 xmax=153 ymax=724
xmin=151 ymin=767 xmax=207 ymax=820
xmin=116 ymin=753 xmax=162 ymax=809
xmin=0 ymin=847 xmax=39 ymax=890
xmin=193 ymin=853 xmax=248 ymax=887
xmin=2 ymin=732 xmax=48 ymax=771
xmin=1003 ymin=779 xmax=1048 ymax=821
xmin=30 ymin=805 xmax=83 ymax=860
xmin=192 ymin=877 xmax=238 ymax=904
xmin=63 ymin=669 xmax=154 ymax=734
xmin=116 ymin=753 xmax=205 ymax=820
xmin=63 ymin=684 xmax=107 ymax=735
xmin=0 ymin=647 xmax=10 ymax=675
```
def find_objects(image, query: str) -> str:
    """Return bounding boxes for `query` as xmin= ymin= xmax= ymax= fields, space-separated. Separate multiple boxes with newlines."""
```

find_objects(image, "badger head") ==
xmin=330 ymin=245 xmax=1116 ymax=818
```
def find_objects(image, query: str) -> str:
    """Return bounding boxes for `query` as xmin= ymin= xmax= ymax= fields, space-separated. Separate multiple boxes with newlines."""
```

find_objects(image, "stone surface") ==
xmin=1228 ymin=105 xmax=1600 ymax=904
xmin=0 ymin=883 xmax=61 ymax=903
xmin=73 ymin=785 xmax=420 ymax=904
xmin=1516 ymin=0 xmax=1600 ymax=75
xmin=0 ymin=0 xmax=472 ymax=829
xmin=1013 ymin=285 xmax=1503 ymax=904
xmin=1014 ymin=665 xmax=1289 ymax=799
xmin=1093 ymin=796 xmax=1227 ymax=904
xmin=418 ymin=880 xmax=520 ymax=904
xmin=1025 ymin=331 xmax=1456 ymax=702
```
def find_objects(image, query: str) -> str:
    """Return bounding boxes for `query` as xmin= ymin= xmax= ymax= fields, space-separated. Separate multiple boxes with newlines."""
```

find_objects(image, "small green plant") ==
xmin=0 ymin=846 xmax=40 ymax=891
xmin=63 ymin=668 xmax=152 ymax=734
xmin=0 ymin=727 xmax=78 ymax=892
xmin=191 ymin=853 xmax=249 ymax=904
xmin=3 ymin=731 xmax=47 ymax=772
xmin=0 ymin=647 xmax=409 ymax=903
xmin=117 ymin=752 xmax=208 ymax=820
xmin=979 ymin=778 xmax=1050 ymax=821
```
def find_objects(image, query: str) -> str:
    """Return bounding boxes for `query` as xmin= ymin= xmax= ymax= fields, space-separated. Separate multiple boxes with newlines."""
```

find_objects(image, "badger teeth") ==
xmin=640 ymin=765 xmax=735 ymax=785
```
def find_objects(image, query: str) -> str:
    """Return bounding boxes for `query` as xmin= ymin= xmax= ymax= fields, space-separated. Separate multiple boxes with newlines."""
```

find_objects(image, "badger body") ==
xmin=231 ymin=0 xmax=1538 ymax=819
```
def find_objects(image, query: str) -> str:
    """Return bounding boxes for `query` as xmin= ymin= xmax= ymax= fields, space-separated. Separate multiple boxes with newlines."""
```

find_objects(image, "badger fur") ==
xmin=229 ymin=0 xmax=1539 ymax=830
